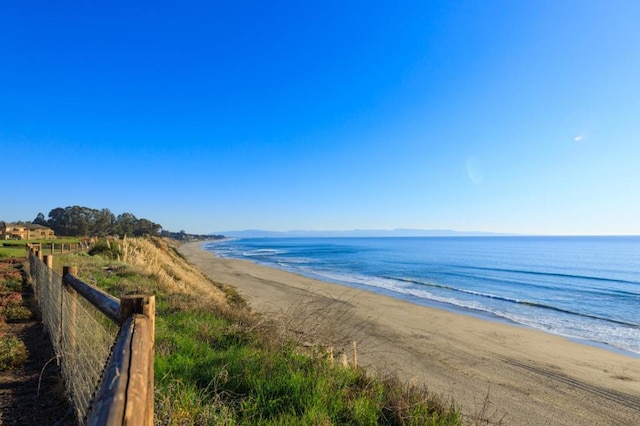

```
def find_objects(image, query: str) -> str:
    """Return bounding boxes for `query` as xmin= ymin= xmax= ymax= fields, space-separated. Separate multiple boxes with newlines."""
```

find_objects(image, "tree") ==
xmin=64 ymin=206 xmax=91 ymax=236
xmin=133 ymin=218 xmax=162 ymax=236
xmin=33 ymin=213 xmax=47 ymax=226
xmin=43 ymin=205 xmax=163 ymax=237
xmin=91 ymin=208 xmax=116 ymax=236
xmin=115 ymin=212 xmax=138 ymax=237
xmin=47 ymin=208 xmax=67 ymax=235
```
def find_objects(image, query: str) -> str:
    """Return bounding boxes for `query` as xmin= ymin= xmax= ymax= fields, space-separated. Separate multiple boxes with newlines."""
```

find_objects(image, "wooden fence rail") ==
xmin=88 ymin=295 xmax=155 ymax=426
xmin=63 ymin=270 xmax=120 ymax=323
xmin=28 ymin=247 xmax=154 ymax=425
xmin=28 ymin=241 xmax=88 ymax=255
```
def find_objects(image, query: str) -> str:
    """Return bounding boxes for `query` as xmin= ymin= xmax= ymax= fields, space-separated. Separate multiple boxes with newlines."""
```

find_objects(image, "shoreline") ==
xmin=203 ymin=239 xmax=640 ymax=359
xmin=180 ymin=241 xmax=640 ymax=425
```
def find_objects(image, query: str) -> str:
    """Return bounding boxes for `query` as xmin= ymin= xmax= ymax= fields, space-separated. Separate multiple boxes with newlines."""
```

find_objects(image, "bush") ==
xmin=0 ymin=293 xmax=32 ymax=322
xmin=0 ymin=280 xmax=22 ymax=292
xmin=0 ymin=336 xmax=28 ymax=370
xmin=0 ymin=260 xmax=23 ymax=290
xmin=88 ymin=239 xmax=121 ymax=259
xmin=0 ymin=292 xmax=23 ymax=308
xmin=3 ymin=305 xmax=32 ymax=322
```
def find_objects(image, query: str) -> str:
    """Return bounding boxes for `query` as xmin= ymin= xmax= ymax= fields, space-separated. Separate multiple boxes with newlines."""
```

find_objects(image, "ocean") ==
xmin=204 ymin=236 xmax=640 ymax=356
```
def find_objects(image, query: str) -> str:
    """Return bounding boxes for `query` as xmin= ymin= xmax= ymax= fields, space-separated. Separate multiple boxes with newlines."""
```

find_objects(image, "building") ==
xmin=0 ymin=222 xmax=55 ymax=240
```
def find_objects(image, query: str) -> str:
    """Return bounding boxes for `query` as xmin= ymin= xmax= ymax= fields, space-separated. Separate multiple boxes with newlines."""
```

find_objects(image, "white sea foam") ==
xmin=284 ymin=266 xmax=640 ymax=354
xmin=242 ymin=249 xmax=287 ymax=256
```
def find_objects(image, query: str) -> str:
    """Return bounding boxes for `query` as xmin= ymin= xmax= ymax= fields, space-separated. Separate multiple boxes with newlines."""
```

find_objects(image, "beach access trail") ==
xmin=180 ymin=242 xmax=640 ymax=425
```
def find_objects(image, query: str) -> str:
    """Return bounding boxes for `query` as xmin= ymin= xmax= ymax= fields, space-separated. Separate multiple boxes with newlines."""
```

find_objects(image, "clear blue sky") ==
xmin=2 ymin=1 xmax=639 ymax=235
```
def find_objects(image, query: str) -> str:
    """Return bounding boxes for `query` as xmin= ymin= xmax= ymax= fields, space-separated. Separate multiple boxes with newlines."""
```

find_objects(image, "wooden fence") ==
xmin=28 ymin=241 xmax=88 ymax=254
xmin=28 ymin=246 xmax=154 ymax=425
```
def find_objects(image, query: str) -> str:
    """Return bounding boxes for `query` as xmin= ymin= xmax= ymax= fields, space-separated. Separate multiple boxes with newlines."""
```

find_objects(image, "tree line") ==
xmin=32 ymin=206 xmax=162 ymax=238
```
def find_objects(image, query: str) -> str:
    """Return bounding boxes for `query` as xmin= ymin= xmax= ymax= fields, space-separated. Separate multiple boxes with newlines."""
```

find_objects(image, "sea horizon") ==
xmin=212 ymin=229 xmax=640 ymax=239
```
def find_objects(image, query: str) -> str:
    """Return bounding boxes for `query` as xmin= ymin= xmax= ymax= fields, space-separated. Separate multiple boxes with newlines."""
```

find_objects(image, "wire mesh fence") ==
xmin=29 ymin=252 xmax=119 ymax=423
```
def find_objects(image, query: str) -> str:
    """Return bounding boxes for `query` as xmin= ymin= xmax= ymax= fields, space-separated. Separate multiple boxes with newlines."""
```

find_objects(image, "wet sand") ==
xmin=180 ymin=241 xmax=640 ymax=425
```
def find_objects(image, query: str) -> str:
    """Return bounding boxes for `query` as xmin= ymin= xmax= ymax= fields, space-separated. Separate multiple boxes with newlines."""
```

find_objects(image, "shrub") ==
xmin=0 ymin=280 xmax=22 ymax=292
xmin=0 ymin=292 xmax=23 ymax=308
xmin=3 ymin=305 xmax=32 ymax=322
xmin=0 ymin=336 xmax=28 ymax=370
xmin=0 ymin=260 xmax=23 ymax=292
xmin=1 ymin=293 xmax=31 ymax=322
xmin=88 ymin=239 xmax=121 ymax=259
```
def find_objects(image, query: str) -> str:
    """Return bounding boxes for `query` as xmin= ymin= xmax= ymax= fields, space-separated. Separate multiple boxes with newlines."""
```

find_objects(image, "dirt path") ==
xmin=0 ymin=319 xmax=75 ymax=425
xmin=0 ymin=259 xmax=75 ymax=426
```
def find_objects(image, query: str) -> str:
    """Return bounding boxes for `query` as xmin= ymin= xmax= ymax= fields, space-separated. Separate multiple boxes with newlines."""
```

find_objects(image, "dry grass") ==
xmin=273 ymin=290 xmax=372 ymax=363
xmin=118 ymin=237 xmax=229 ymax=309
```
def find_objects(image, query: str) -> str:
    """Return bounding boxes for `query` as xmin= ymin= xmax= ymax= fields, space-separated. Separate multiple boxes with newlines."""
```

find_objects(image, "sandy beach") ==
xmin=180 ymin=241 xmax=640 ymax=425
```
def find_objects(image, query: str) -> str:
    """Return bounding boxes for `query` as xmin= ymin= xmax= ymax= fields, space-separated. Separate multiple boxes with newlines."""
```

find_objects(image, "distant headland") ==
xmin=212 ymin=229 xmax=516 ymax=238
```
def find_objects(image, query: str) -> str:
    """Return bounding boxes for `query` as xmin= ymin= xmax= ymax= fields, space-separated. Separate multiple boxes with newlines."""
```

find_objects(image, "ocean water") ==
xmin=204 ymin=236 xmax=640 ymax=355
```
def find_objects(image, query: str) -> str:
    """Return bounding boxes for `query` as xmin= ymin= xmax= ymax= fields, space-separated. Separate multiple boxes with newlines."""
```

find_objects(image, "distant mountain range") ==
xmin=212 ymin=229 xmax=515 ymax=238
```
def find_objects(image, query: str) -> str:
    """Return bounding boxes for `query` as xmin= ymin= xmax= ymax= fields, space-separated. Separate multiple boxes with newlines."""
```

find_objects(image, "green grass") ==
xmin=0 ymin=245 xmax=28 ymax=258
xmin=154 ymin=310 xmax=460 ymax=425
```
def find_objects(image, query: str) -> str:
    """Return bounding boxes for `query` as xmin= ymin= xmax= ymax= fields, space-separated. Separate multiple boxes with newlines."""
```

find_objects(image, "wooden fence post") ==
xmin=44 ymin=254 xmax=53 ymax=269
xmin=120 ymin=295 xmax=155 ymax=426
xmin=62 ymin=266 xmax=79 ymax=368
xmin=338 ymin=353 xmax=348 ymax=367
xmin=352 ymin=341 xmax=358 ymax=369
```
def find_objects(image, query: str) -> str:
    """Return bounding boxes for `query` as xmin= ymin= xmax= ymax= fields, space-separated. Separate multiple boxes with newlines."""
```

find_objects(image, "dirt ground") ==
xmin=0 ymin=265 xmax=76 ymax=425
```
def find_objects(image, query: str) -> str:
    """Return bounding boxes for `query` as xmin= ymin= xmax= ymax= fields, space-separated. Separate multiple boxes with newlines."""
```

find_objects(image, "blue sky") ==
xmin=2 ymin=1 xmax=639 ymax=235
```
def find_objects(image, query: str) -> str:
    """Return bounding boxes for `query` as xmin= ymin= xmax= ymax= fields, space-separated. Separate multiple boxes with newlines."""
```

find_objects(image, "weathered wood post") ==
xmin=120 ymin=295 xmax=155 ymax=426
xmin=338 ymin=353 xmax=348 ymax=367
xmin=44 ymin=254 xmax=53 ymax=269
xmin=120 ymin=295 xmax=156 ymax=340
xmin=352 ymin=341 xmax=358 ymax=369
xmin=62 ymin=266 xmax=79 ymax=368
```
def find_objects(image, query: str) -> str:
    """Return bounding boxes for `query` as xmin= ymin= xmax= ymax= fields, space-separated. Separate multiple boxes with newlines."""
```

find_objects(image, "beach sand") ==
xmin=180 ymin=241 xmax=640 ymax=425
